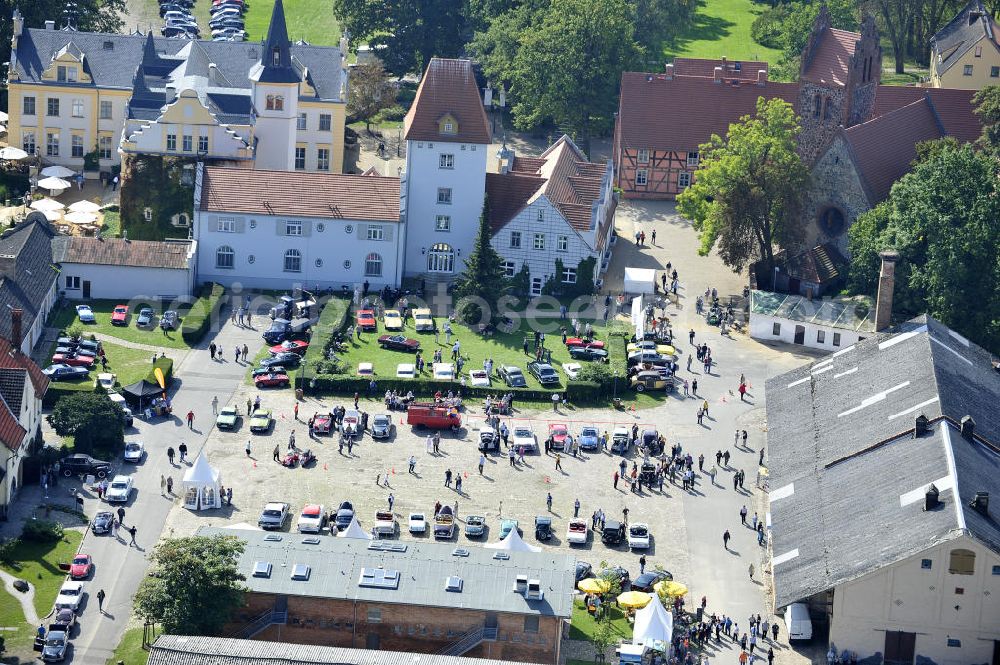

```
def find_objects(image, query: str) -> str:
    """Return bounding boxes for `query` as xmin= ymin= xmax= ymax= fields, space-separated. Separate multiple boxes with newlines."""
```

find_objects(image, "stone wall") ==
xmin=800 ymin=134 xmax=872 ymax=254
xmin=797 ymin=83 xmax=845 ymax=164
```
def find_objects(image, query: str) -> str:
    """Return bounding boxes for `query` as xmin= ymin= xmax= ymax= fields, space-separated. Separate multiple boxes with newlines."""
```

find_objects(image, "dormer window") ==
xmin=444 ymin=122 xmax=453 ymax=133
xmin=438 ymin=115 xmax=457 ymax=135
xmin=56 ymin=66 xmax=76 ymax=82
xmin=272 ymin=47 xmax=281 ymax=66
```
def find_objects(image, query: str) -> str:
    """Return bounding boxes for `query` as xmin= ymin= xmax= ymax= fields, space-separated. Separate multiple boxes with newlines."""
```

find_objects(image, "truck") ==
xmin=262 ymin=317 xmax=311 ymax=344
xmin=270 ymin=295 xmax=317 ymax=320
xmin=374 ymin=511 xmax=397 ymax=538
xmin=433 ymin=505 xmax=455 ymax=539
xmin=406 ymin=402 xmax=462 ymax=431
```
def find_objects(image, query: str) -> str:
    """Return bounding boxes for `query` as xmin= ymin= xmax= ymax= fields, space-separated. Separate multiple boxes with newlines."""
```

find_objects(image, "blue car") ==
xmin=578 ymin=426 xmax=600 ymax=451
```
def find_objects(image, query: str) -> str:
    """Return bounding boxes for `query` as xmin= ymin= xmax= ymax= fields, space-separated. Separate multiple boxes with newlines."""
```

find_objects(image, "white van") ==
xmin=784 ymin=602 xmax=813 ymax=641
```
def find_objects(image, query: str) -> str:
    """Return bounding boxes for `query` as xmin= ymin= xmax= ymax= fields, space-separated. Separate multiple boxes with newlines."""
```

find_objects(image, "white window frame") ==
xmin=510 ymin=231 xmax=521 ymax=248
xmin=636 ymin=148 xmax=649 ymax=164
xmin=23 ymin=96 xmax=35 ymax=116
xmin=533 ymin=233 xmax=545 ymax=250
xmin=285 ymin=221 xmax=303 ymax=236
xmin=198 ymin=135 xmax=208 ymax=152
xmin=364 ymin=252 xmax=383 ymax=277
xmin=687 ymin=151 xmax=700 ymax=167
xmin=98 ymin=135 xmax=112 ymax=159
xmin=218 ymin=217 xmax=236 ymax=233
xmin=71 ymin=135 xmax=84 ymax=158
xmin=557 ymin=235 xmax=568 ymax=252
xmin=166 ymin=134 xmax=177 ymax=151
xmin=439 ymin=154 xmax=454 ymax=169
xmin=678 ymin=172 xmax=691 ymax=189
xmin=182 ymin=135 xmax=193 ymax=152
xmin=530 ymin=277 xmax=543 ymax=296
xmin=22 ymin=131 xmax=35 ymax=155
xmin=561 ymin=266 xmax=577 ymax=284
xmin=294 ymin=147 xmax=306 ymax=170
xmin=65 ymin=275 xmax=81 ymax=290
xmin=367 ymin=225 xmax=384 ymax=241
xmin=317 ymin=148 xmax=330 ymax=171
xmin=635 ymin=169 xmax=648 ymax=186
xmin=503 ymin=261 xmax=516 ymax=277
xmin=963 ymin=64 xmax=974 ymax=76
xmin=437 ymin=188 xmax=452 ymax=204
xmin=435 ymin=215 xmax=451 ymax=232
xmin=46 ymin=132 xmax=59 ymax=157
xmin=319 ymin=114 xmax=332 ymax=131
xmin=47 ymin=98 xmax=59 ymax=117
xmin=284 ymin=249 xmax=302 ymax=272
xmin=216 ymin=245 xmax=235 ymax=269
xmin=297 ymin=113 xmax=307 ymax=130
xmin=99 ymin=100 xmax=113 ymax=120
xmin=71 ymin=99 xmax=84 ymax=118
xmin=427 ymin=243 xmax=455 ymax=273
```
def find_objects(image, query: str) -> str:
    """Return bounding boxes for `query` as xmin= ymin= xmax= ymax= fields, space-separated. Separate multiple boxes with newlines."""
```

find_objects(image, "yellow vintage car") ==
xmin=383 ymin=309 xmax=403 ymax=330
xmin=627 ymin=340 xmax=676 ymax=356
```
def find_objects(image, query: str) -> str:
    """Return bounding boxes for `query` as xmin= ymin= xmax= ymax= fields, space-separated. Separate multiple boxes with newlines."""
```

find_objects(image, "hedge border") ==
xmin=296 ymin=375 xmax=605 ymax=404
xmin=181 ymin=283 xmax=226 ymax=345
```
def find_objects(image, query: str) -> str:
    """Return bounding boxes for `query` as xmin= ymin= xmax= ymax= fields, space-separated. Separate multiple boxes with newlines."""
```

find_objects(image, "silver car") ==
xmin=370 ymin=413 xmax=394 ymax=439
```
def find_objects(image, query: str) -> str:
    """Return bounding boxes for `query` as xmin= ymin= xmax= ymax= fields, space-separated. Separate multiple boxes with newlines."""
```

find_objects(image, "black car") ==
xmin=575 ymin=561 xmax=593 ymax=583
xmin=335 ymin=501 xmax=354 ymax=530
xmin=261 ymin=352 xmax=301 ymax=369
xmin=527 ymin=362 xmax=560 ymax=385
xmin=497 ymin=366 xmax=527 ymax=388
xmin=61 ymin=454 xmax=112 ymax=478
xmin=43 ymin=364 xmax=90 ymax=381
xmin=598 ymin=565 xmax=631 ymax=590
xmin=54 ymin=345 xmax=96 ymax=357
xmin=601 ymin=519 xmax=625 ymax=545
xmin=91 ymin=510 xmax=114 ymax=534
xmin=631 ymin=569 xmax=674 ymax=593
xmin=569 ymin=345 xmax=609 ymax=361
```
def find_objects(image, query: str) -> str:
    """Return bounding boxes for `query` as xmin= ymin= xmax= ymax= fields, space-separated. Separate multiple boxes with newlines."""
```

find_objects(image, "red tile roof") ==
xmin=801 ymin=27 xmax=860 ymax=86
xmin=672 ymin=57 xmax=769 ymax=81
xmin=616 ymin=72 xmax=800 ymax=152
xmin=199 ymin=167 xmax=401 ymax=222
xmin=485 ymin=173 xmax=545 ymax=233
xmin=873 ymin=86 xmax=981 ymax=144
xmin=53 ymin=236 xmax=193 ymax=270
xmin=404 ymin=58 xmax=491 ymax=145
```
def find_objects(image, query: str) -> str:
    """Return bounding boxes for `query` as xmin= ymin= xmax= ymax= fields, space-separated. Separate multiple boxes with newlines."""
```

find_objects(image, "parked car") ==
xmin=357 ymin=362 xmax=375 ymax=377
xmin=602 ymin=519 xmax=625 ymax=545
xmin=254 ymin=371 xmax=289 ymax=388
xmin=135 ymin=308 xmax=154 ymax=327
xmin=75 ymin=304 xmax=95 ymax=323
xmin=334 ymin=501 xmax=355 ymax=530
xmin=565 ymin=338 xmax=605 ymax=349
xmin=566 ymin=518 xmax=589 ymax=545
xmin=628 ymin=523 xmax=651 ymax=550
xmin=598 ymin=565 xmax=631 ymax=590
xmin=216 ymin=406 xmax=239 ymax=430
xmin=55 ymin=581 xmax=85 ymax=612
xmin=630 ymin=370 xmax=672 ymax=392
xmin=378 ymin=335 xmax=420 ymax=352
xmin=258 ymin=502 xmax=290 ymax=530
xmin=61 ymin=454 xmax=111 ymax=478
xmin=296 ymin=504 xmax=325 ymax=533
xmin=512 ymin=425 xmax=537 ymax=452
xmin=356 ymin=309 xmax=377 ymax=331
xmin=43 ymin=364 xmax=90 ymax=381
xmin=477 ymin=428 xmax=499 ymax=453
xmin=627 ymin=340 xmax=675 ymax=355
xmin=261 ymin=352 xmax=301 ymax=369
xmin=432 ymin=363 xmax=454 ymax=380
xmin=50 ymin=608 xmax=75 ymax=631
xmin=96 ymin=373 xmax=116 ymax=391
xmin=160 ymin=310 xmax=179 ymax=330
xmin=374 ymin=511 xmax=397 ymax=537
xmin=412 ymin=308 xmax=434 ymax=332
xmin=547 ymin=423 xmax=569 ymax=451
xmin=498 ymin=365 xmax=526 ymax=387
xmin=527 ymin=361 xmax=559 ymax=385
xmin=534 ymin=515 xmax=553 ymax=541
xmin=396 ymin=363 xmax=415 ymax=379
xmin=434 ymin=506 xmax=455 ymax=540
xmin=569 ymin=345 xmax=609 ymax=361
xmin=464 ymin=515 xmax=486 ymax=538
xmin=104 ymin=475 xmax=134 ymax=503
xmin=611 ymin=427 xmax=631 ymax=454
xmin=627 ymin=351 xmax=671 ymax=367
xmin=468 ymin=369 xmax=490 ymax=387
xmin=498 ymin=519 xmax=519 ymax=539
xmin=563 ymin=362 xmax=582 ymax=380
xmin=631 ymin=569 xmax=673 ymax=593
xmin=249 ymin=409 xmax=274 ymax=432
xmin=383 ymin=309 xmax=402 ymax=330
xmin=54 ymin=344 xmax=95 ymax=357
xmin=123 ymin=441 xmax=145 ymax=463
xmin=575 ymin=561 xmax=593 ymax=582
xmin=69 ymin=554 xmax=93 ymax=579
xmin=408 ymin=512 xmax=427 ymax=534
xmin=269 ymin=339 xmax=309 ymax=355
xmin=91 ymin=511 xmax=114 ymax=535
xmin=370 ymin=413 xmax=393 ymax=439
xmin=41 ymin=628 xmax=68 ymax=661
xmin=406 ymin=403 xmax=461 ymax=430
xmin=50 ymin=352 xmax=94 ymax=368
xmin=578 ymin=426 xmax=600 ymax=451
xmin=110 ymin=304 xmax=129 ymax=326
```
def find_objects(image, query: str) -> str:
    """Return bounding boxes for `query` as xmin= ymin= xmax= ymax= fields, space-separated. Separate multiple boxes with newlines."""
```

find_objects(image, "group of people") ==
xmin=208 ymin=341 xmax=250 ymax=363
xmin=383 ymin=389 xmax=416 ymax=411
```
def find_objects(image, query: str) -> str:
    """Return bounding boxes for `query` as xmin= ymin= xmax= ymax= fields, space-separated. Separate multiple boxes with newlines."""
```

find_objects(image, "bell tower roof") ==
xmin=249 ymin=0 xmax=300 ymax=84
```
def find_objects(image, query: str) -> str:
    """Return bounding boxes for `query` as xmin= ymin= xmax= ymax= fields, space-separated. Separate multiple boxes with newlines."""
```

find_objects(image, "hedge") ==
xmin=181 ymin=283 xmax=226 ymax=345
xmin=296 ymin=375 xmax=606 ymax=404
xmin=147 ymin=356 xmax=174 ymax=385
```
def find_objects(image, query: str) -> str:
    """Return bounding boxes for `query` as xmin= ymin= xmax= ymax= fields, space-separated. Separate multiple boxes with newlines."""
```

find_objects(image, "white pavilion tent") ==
xmin=633 ymin=596 xmax=674 ymax=647
xmin=484 ymin=527 xmax=541 ymax=553
xmin=182 ymin=453 xmax=222 ymax=510
xmin=338 ymin=516 xmax=372 ymax=539
xmin=624 ymin=267 xmax=656 ymax=294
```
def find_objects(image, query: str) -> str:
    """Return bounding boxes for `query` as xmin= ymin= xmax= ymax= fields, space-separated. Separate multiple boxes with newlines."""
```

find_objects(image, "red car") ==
xmin=111 ymin=305 xmax=129 ymax=326
xmin=406 ymin=403 xmax=462 ymax=430
xmin=51 ymin=352 xmax=95 ymax=367
xmin=69 ymin=554 xmax=92 ymax=579
xmin=254 ymin=371 xmax=290 ymax=388
xmin=377 ymin=334 xmax=420 ymax=352
xmin=357 ymin=309 xmax=377 ymax=331
xmin=269 ymin=339 xmax=309 ymax=355
xmin=548 ymin=423 xmax=569 ymax=450
xmin=565 ymin=337 xmax=605 ymax=349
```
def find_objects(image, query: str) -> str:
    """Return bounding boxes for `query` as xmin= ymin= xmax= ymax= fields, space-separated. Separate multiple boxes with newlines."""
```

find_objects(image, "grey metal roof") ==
xmin=13 ymin=28 xmax=342 ymax=101
xmin=930 ymin=0 xmax=1000 ymax=75
xmin=0 ymin=213 xmax=58 ymax=344
xmin=766 ymin=315 xmax=1000 ymax=608
xmin=197 ymin=527 xmax=575 ymax=618
xmin=148 ymin=636 xmax=547 ymax=665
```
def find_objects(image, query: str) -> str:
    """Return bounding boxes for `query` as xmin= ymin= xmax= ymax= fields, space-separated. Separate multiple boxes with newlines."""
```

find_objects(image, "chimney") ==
xmin=713 ymin=66 xmax=722 ymax=83
xmin=10 ymin=308 xmax=23 ymax=353
xmin=960 ymin=415 xmax=975 ymax=440
xmin=914 ymin=413 xmax=929 ymax=437
xmin=969 ymin=492 xmax=989 ymax=515
xmin=874 ymin=250 xmax=899 ymax=331
xmin=664 ymin=63 xmax=674 ymax=80
xmin=513 ymin=575 xmax=527 ymax=594
xmin=924 ymin=484 xmax=940 ymax=511
xmin=525 ymin=579 xmax=543 ymax=600
xmin=757 ymin=69 xmax=768 ymax=86
xmin=45 ymin=20 xmax=55 ymax=30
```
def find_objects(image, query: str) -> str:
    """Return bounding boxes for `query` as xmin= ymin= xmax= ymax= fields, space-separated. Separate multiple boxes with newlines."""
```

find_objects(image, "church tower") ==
xmin=249 ymin=0 xmax=300 ymax=171
xmin=845 ymin=14 xmax=882 ymax=127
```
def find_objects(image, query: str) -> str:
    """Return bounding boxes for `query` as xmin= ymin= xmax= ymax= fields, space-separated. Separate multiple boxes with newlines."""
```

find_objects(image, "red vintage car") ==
xmin=377 ymin=335 xmax=420 ymax=352
xmin=565 ymin=337 xmax=605 ymax=349
xmin=269 ymin=339 xmax=309 ymax=355
xmin=357 ymin=309 xmax=377 ymax=331
xmin=254 ymin=371 xmax=289 ymax=388
xmin=69 ymin=554 xmax=92 ymax=579
xmin=111 ymin=305 xmax=129 ymax=326
xmin=51 ymin=352 xmax=95 ymax=367
xmin=548 ymin=423 xmax=569 ymax=450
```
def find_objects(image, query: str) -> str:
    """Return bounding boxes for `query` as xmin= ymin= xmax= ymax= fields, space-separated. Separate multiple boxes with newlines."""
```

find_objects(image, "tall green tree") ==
xmin=134 ymin=535 xmax=247 ymax=635
xmin=454 ymin=197 xmax=509 ymax=323
xmin=46 ymin=392 xmax=125 ymax=455
xmin=973 ymin=85 xmax=1000 ymax=156
xmin=0 ymin=0 xmax=125 ymax=72
xmin=676 ymin=97 xmax=808 ymax=275
xmin=847 ymin=143 xmax=1000 ymax=352
xmin=332 ymin=0 xmax=466 ymax=75
xmin=865 ymin=0 xmax=916 ymax=74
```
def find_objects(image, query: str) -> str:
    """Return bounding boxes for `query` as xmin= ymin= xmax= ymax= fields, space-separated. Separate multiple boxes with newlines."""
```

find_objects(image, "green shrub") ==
xmin=21 ymin=519 xmax=65 ymax=543
xmin=181 ymin=283 xmax=225 ymax=345
xmin=0 ymin=537 xmax=19 ymax=564
xmin=297 ymin=375 xmax=606 ymax=404
xmin=147 ymin=357 xmax=174 ymax=385
xmin=375 ymin=105 xmax=406 ymax=123
xmin=751 ymin=5 xmax=789 ymax=50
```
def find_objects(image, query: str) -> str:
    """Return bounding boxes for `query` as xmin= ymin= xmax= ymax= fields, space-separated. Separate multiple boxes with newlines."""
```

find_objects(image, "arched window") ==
xmin=949 ymin=549 xmax=975 ymax=575
xmin=283 ymin=249 xmax=301 ymax=272
xmin=427 ymin=243 xmax=454 ymax=273
xmin=272 ymin=47 xmax=281 ymax=66
xmin=823 ymin=96 xmax=833 ymax=120
xmin=216 ymin=245 xmax=234 ymax=269
xmin=266 ymin=94 xmax=284 ymax=111
xmin=364 ymin=252 xmax=383 ymax=277
xmin=813 ymin=94 xmax=822 ymax=118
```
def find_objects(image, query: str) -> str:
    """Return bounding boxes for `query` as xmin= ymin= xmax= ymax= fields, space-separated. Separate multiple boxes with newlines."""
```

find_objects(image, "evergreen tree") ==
xmin=454 ymin=197 xmax=509 ymax=323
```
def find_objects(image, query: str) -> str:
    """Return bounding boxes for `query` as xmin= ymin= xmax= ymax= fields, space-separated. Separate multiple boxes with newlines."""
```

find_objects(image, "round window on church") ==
xmin=345 ymin=225 xmax=354 ymax=234
xmin=315 ymin=258 xmax=323 ymax=268
xmin=248 ymin=255 xmax=255 ymax=264
xmin=317 ymin=223 xmax=325 ymax=232
xmin=343 ymin=260 xmax=352 ymax=269
xmin=818 ymin=206 xmax=846 ymax=237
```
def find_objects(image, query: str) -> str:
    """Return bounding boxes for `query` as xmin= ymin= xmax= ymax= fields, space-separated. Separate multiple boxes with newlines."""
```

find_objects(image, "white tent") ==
xmin=68 ymin=200 xmax=101 ymax=214
xmin=38 ymin=176 xmax=71 ymax=194
xmin=65 ymin=211 xmax=97 ymax=225
xmin=29 ymin=198 xmax=64 ymax=212
xmin=41 ymin=165 xmax=76 ymax=178
xmin=338 ymin=516 xmax=372 ymax=539
xmin=624 ymin=267 xmax=656 ymax=294
xmin=633 ymin=596 xmax=674 ymax=647
xmin=484 ymin=528 xmax=541 ymax=553
xmin=182 ymin=453 xmax=222 ymax=510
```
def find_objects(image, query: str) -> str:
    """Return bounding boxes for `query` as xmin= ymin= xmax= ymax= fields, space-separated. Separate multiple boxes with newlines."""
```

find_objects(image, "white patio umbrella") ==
xmin=68 ymin=200 xmax=101 ymax=214
xmin=65 ymin=211 xmax=97 ymax=225
xmin=39 ymin=209 xmax=62 ymax=222
xmin=37 ymin=176 xmax=72 ymax=194
xmin=0 ymin=110 xmax=8 ymax=122
xmin=0 ymin=146 xmax=28 ymax=160
xmin=41 ymin=165 xmax=76 ymax=178
xmin=30 ymin=198 xmax=65 ymax=212
xmin=0 ymin=124 xmax=6 ymax=134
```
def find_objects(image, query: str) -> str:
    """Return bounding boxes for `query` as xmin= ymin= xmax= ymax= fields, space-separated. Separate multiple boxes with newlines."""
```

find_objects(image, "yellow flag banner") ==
xmin=154 ymin=367 xmax=166 ymax=389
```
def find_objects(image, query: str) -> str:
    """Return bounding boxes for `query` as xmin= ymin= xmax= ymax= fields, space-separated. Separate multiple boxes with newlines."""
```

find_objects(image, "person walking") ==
xmin=97 ymin=588 xmax=106 ymax=613
xmin=294 ymin=402 xmax=299 ymax=420
xmin=409 ymin=455 xmax=419 ymax=472
xmin=748 ymin=563 xmax=755 ymax=580
xmin=166 ymin=476 xmax=173 ymax=494
xmin=211 ymin=395 xmax=219 ymax=415
xmin=455 ymin=476 xmax=463 ymax=494
xmin=740 ymin=505 xmax=748 ymax=525
xmin=546 ymin=493 xmax=553 ymax=512
xmin=723 ymin=529 xmax=731 ymax=549
xmin=554 ymin=453 xmax=563 ymax=471
xmin=128 ymin=525 xmax=137 ymax=547
xmin=117 ymin=506 xmax=125 ymax=525
xmin=771 ymin=623 xmax=779 ymax=641
xmin=639 ymin=554 xmax=647 ymax=574
xmin=768 ymin=648 xmax=775 ymax=665
xmin=159 ymin=475 xmax=166 ymax=495
xmin=210 ymin=342 xmax=216 ymax=359
xmin=698 ymin=453 xmax=704 ymax=471
xmin=186 ymin=410 xmax=195 ymax=429
xmin=388 ymin=493 xmax=394 ymax=511
xmin=273 ymin=444 xmax=280 ymax=462
xmin=613 ymin=471 xmax=619 ymax=490
xmin=478 ymin=454 xmax=486 ymax=475
xmin=574 ymin=498 xmax=580 ymax=517
xmin=178 ymin=443 xmax=188 ymax=462
xmin=245 ymin=440 xmax=252 ymax=457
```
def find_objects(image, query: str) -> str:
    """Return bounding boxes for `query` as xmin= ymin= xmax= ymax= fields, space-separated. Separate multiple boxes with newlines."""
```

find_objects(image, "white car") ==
xmin=433 ymin=363 xmax=454 ymax=380
xmin=563 ymin=362 xmax=582 ymax=380
xmin=104 ymin=475 xmax=134 ymax=503
xmin=96 ymin=373 xmax=116 ymax=392
xmin=396 ymin=363 xmax=415 ymax=379
xmin=75 ymin=305 xmax=95 ymax=323
xmin=468 ymin=369 xmax=490 ymax=387
xmin=408 ymin=512 xmax=427 ymax=534
xmin=566 ymin=518 xmax=589 ymax=545
xmin=296 ymin=504 xmax=326 ymax=533
xmin=374 ymin=511 xmax=397 ymax=537
xmin=512 ymin=425 xmax=537 ymax=452
xmin=55 ymin=581 xmax=85 ymax=612
xmin=123 ymin=441 xmax=144 ymax=463
xmin=628 ymin=522 xmax=651 ymax=550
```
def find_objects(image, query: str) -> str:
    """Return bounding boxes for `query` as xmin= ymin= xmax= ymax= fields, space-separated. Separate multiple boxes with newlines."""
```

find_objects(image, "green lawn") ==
xmin=665 ymin=0 xmax=780 ymax=63
xmin=0 ymin=585 xmax=35 ymax=655
xmin=46 ymin=340 xmax=170 ymax=392
xmin=49 ymin=300 xmax=193 ymax=350
xmin=243 ymin=0 xmax=340 ymax=45
xmin=302 ymin=297 xmax=349 ymax=368
xmin=0 ymin=529 xmax=83 ymax=618
xmin=106 ymin=625 xmax=154 ymax=665
xmin=568 ymin=598 xmax=633 ymax=641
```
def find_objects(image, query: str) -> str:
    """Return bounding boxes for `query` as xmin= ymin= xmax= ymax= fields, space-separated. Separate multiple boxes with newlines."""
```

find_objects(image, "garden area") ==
xmin=664 ymin=0 xmax=779 ymax=63
xmin=48 ymin=300 xmax=193 ymax=350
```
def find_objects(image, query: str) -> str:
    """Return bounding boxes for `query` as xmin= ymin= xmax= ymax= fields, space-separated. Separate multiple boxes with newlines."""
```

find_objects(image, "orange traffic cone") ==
xmin=252 ymin=461 xmax=257 ymax=468
xmin=323 ymin=463 xmax=328 ymax=470
xmin=544 ymin=475 xmax=551 ymax=483
xmin=392 ymin=467 xmax=396 ymax=475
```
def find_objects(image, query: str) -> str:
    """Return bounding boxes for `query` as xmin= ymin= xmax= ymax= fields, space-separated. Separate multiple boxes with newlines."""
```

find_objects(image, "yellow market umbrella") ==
xmin=577 ymin=578 xmax=611 ymax=594
xmin=655 ymin=580 xmax=688 ymax=598
xmin=617 ymin=591 xmax=652 ymax=609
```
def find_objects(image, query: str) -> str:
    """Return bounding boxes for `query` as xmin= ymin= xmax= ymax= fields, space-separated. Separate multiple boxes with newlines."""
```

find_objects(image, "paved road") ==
xmin=62 ymin=309 xmax=263 ymax=665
